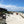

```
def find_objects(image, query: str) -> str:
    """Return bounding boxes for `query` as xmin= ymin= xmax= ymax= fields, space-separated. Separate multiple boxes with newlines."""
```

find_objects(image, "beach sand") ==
xmin=6 ymin=13 xmax=24 ymax=24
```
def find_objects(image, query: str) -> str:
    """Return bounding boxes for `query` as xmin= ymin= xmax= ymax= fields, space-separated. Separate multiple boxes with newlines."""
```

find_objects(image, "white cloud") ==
xmin=0 ymin=4 xmax=16 ymax=8
xmin=0 ymin=4 xmax=24 ymax=11
xmin=0 ymin=4 xmax=16 ymax=9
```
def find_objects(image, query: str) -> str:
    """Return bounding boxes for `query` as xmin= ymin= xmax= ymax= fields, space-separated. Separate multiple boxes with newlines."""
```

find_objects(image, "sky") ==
xmin=0 ymin=0 xmax=24 ymax=11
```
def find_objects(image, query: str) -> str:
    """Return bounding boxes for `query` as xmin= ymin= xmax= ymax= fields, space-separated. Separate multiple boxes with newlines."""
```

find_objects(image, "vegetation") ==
xmin=0 ymin=8 xmax=8 ymax=14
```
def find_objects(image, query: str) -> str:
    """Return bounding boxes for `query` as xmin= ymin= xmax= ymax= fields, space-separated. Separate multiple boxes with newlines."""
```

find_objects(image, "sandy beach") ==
xmin=6 ymin=13 xmax=24 ymax=24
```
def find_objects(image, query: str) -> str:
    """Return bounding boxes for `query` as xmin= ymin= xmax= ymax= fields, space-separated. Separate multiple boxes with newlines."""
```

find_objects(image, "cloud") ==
xmin=0 ymin=4 xmax=16 ymax=11
xmin=0 ymin=4 xmax=24 ymax=11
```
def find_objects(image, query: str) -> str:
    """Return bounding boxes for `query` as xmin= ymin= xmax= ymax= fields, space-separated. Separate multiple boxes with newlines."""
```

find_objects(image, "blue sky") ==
xmin=0 ymin=0 xmax=24 ymax=7
xmin=0 ymin=0 xmax=24 ymax=11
